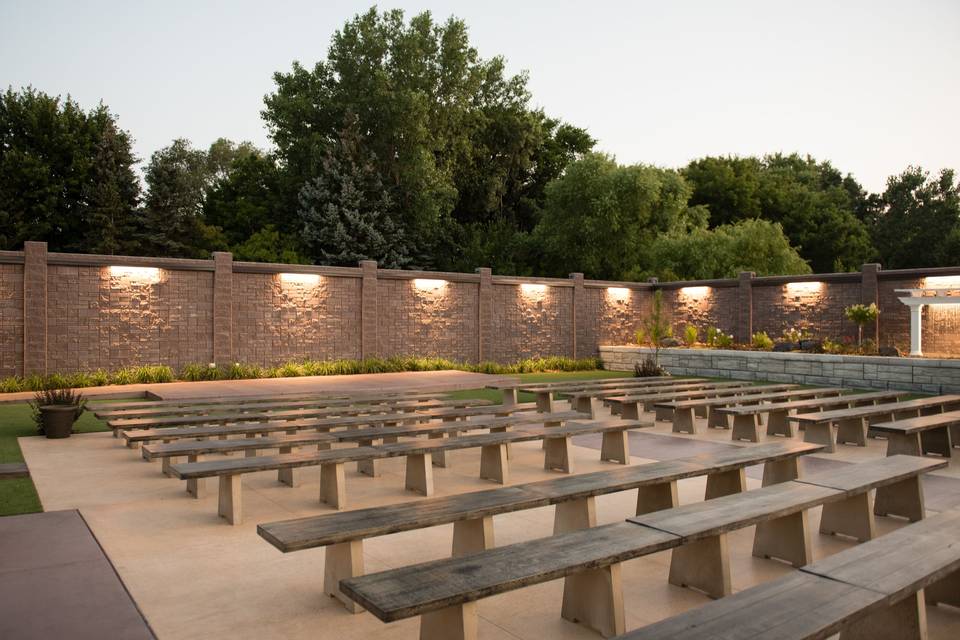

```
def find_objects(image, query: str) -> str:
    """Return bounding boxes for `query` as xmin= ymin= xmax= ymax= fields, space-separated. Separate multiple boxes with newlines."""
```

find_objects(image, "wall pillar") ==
xmin=212 ymin=252 xmax=233 ymax=365
xmin=476 ymin=268 xmax=492 ymax=362
xmin=360 ymin=260 xmax=378 ymax=358
xmin=861 ymin=263 xmax=881 ymax=344
xmin=737 ymin=271 xmax=754 ymax=344
xmin=22 ymin=241 xmax=48 ymax=376
xmin=570 ymin=273 xmax=585 ymax=359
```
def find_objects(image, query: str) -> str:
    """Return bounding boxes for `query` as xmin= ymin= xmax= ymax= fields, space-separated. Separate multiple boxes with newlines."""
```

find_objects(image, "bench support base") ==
xmin=766 ymin=409 xmax=795 ymax=437
xmin=600 ymin=430 xmax=629 ymax=465
xmin=925 ymin=568 xmax=960 ymax=608
xmin=479 ymin=444 xmax=509 ymax=484
xmin=753 ymin=510 xmax=811 ymax=567
xmin=874 ymin=475 xmax=925 ymax=522
xmin=839 ymin=590 xmax=927 ymax=640
xmin=920 ymin=427 xmax=953 ymax=457
xmin=544 ymin=437 xmax=574 ymax=474
xmin=820 ymin=492 xmax=876 ymax=542
xmin=636 ymin=480 xmax=678 ymax=515
xmin=761 ymin=457 xmax=800 ymax=486
xmin=406 ymin=453 xmax=434 ymax=496
xmin=561 ymin=562 xmax=625 ymax=638
xmin=554 ymin=496 xmax=597 ymax=534
xmin=671 ymin=408 xmax=696 ymax=433
xmin=704 ymin=468 xmax=746 ymax=499
xmin=804 ymin=422 xmax=838 ymax=453
xmin=324 ymin=541 xmax=364 ymax=613
xmin=707 ymin=408 xmax=730 ymax=430
xmin=420 ymin=601 xmax=478 ymax=640
xmin=731 ymin=414 xmax=760 ymax=442
xmin=320 ymin=462 xmax=346 ymax=509
xmin=620 ymin=402 xmax=640 ymax=420
xmin=669 ymin=533 xmax=731 ymax=599
xmin=218 ymin=474 xmax=242 ymax=525
xmin=452 ymin=516 xmax=495 ymax=557
xmin=429 ymin=432 xmax=447 ymax=467
xmin=836 ymin=417 xmax=867 ymax=447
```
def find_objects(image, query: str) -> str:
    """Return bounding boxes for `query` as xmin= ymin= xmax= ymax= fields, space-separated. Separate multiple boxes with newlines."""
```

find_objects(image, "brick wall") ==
xmin=0 ymin=244 xmax=958 ymax=377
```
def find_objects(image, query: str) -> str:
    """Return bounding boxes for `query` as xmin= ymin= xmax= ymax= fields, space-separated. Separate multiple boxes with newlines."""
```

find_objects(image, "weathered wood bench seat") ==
xmin=558 ymin=380 xmax=751 ymax=417
xmin=616 ymin=507 xmax=960 ymax=640
xmin=258 ymin=441 xmax=822 ymax=612
xmin=869 ymin=409 xmax=960 ymax=458
xmin=108 ymin=397 xmax=493 ymax=433
xmin=714 ymin=390 xmax=907 ymax=442
xmin=121 ymin=401 xmax=531 ymax=446
xmin=339 ymin=455 xmax=944 ymax=639
xmin=658 ymin=387 xmax=845 ymax=434
xmin=171 ymin=420 xmax=652 ymax=523
xmin=791 ymin=395 xmax=960 ymax=453
xmin=491 ymin=376 xmax=690 ymax=405
xmin=94 ymin=390 xmax=464 ymax=420
xmin=611 ymin=383 xmax=797 ymax=421
xmin=141 ymin=410 xmax=584 ymax=476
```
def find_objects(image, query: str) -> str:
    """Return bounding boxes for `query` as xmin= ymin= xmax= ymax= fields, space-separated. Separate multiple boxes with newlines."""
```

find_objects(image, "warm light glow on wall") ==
xmin=279 ymin=272 xmax=320 ymax=285
xmin=606 ymin=287 xmax=630 ymax=302
xmin=785 ymin=281 xmax=824 ymax=295
xmin=109 ymin=266 xmax=160 ymax=284
xmin=413 ymin=278 xmax=448 ymax=292
xmin=924 ymin=276 xmax=960 ymax=289
xmin=520 ymin=283 xmax=547 ymax=294
xmin=679 ymin=286 xmax=710 ymax=299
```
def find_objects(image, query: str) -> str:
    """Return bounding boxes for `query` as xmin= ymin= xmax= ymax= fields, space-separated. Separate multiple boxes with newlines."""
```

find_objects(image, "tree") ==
xmin=262 ymin=7 xmax=592 ymax=269
xmin=0 ymin=87 xmax=140 ymax=251
xmin=535 ymin=153 xmax=703 ymax=280
xmin=641 ymin=219 xmax=812 ymax=280
xmin=870 ymin=167 xmax=960 ymax=268
xmin=297 ymin=120 xmax=414 ymax=268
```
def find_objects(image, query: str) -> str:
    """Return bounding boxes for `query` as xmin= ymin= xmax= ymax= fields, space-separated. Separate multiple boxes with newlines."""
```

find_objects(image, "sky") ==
xmin=1 ymin=0 xmax=958 ymax=193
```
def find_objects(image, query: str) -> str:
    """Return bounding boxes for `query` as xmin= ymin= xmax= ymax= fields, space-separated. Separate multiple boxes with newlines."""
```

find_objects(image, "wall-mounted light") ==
xmin=413 ymin=278 xmax=447 ymax=292
xmin=279 ymin=272 xmax=320 ymax=285
xmin=679 ymin=286 xmax=710 ymax=299
xmin=606 ymin=287 xmax=630 ymax=302
xmin=924 ymin=276 xmax=960 ymax=289
xmin=520 ymin=283 xmax=547 ymax=294
xmin=109 ymin=266 xmax=160 ymax=284
xmin=785 ymin=281 xmax=823 ymax=295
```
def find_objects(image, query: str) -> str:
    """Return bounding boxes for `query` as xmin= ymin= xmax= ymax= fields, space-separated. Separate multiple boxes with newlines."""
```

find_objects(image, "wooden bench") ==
xmin=491 ymin=376 xmax=689 ymax=406
xmin=171 ymin=419 xmax=653 ymax=523
xmin=556 ymin=380 xmax=751 ymax=417
xmin=659 ymin=387 xmax=845 ymax=434
xmin=791 ymin=395 xmax=960 ymax=453
xmin=616 ymin=508 xmax=960 ymax=640
xmin=869 ymin=409 xmax=960 ymax=458
xmin=94 ymin=390 xmax=467 ymax=420
xmin=108 ymin=397 xmax=493 ymax=433
xmin=339 ymin=455 xmax=944 ymax=639
xmin=258 ymin=441 xmax=822 ymax=612
xmin=611 ymin=383 xmax=797 ymax=421
xmin=121 ymin=401 xmax=531 ymax=447
xmin=141 ymin=410 xmax=584 ymax=476
xmin=715 ymin=390 xmax=907 ymax=442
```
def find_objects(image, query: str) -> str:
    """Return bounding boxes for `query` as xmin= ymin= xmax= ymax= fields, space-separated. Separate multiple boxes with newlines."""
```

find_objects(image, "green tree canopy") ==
xmin=0 ymin=87 xmax=140 ymax=253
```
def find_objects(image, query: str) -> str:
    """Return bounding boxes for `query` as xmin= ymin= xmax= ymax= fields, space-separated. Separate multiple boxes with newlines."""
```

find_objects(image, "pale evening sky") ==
xmin=1 ymin=0 xmax=958 ymax=193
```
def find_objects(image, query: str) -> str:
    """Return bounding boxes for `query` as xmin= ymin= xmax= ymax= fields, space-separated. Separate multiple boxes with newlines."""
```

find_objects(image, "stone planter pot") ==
xmin=40 ymin=405 xmax=78 ymax=439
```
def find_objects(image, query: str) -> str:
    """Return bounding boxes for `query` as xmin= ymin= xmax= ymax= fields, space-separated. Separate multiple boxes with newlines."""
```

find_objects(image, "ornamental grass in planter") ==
xmin=30 ymin=388 xmax=87 ymax=439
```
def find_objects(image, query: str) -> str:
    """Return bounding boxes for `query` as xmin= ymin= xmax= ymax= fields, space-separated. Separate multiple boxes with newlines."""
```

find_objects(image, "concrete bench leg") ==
xmin=319 ymin=462 xmax=346 ymax=509
xmin=766 ymin=409 xmax=795 ymax=437
xmin=185 ymin=454 xmax=205 ymax=498
xmin=707 ymin=408 xmax=729 ymax=430
xmin=694 ymin=405 xmax=709 ymax=419
xmin=761 ymin=457 xmax=800 ymax=486
xmin=925 ymin=568 xmax=960 ymax=607
xmin=561 ymin=562 xmax=625 ymax=638
xmin=874 ymin=475 xmax=925 ymax=522
xmin=420 ymin=602 xmax=478 ymax=640
xmin=731 ymin=414 xmax=760 ymax=442
xmin=819 ymin=492 xmax=876 ymax=542
xmin=324 ymin=541 xmax=364 ymax=613
xmin=839 ymin=590 xmax=927 ymax=640
xmin=671 ymin=408 xmax=696 ymax=433
xmin=620 ymin=402 xmax=640 ymax=420
xmin=356 ymin=439 xmax=379 ymax=477
xmin=405 ymin=453 xmax=434 ymax=496
xmin=669 ymin=533 xmax=731 ymax=599
xmin=704 ymin=468 xmax=746 ymax=499
xmin=452 ymin=516 xmax=495 ymax=557
xmin=479 ymin=444 xmax=509 ymax=484
xmin=574 ymin=396 xmax=594 ymax=417
xmin=803 ymin=422 xmax=837 ymax=453
xmin=429 ymin=432 xmax=447 ymax=467
xmin=600 ymin=430 xmax=629 ymax=464
xmin=753 ymin=510 xmax=811 ymax=567
xmin=536 ymin=391 xmax=554 ymax=413
xmin=218 ymin=474 xmax=242 ymax=525
xmin=489 ymin=426 xmax=512 ymax=459
xmin=244 ymin=432 xmax=259 ymax=458
xmin=836 ymin=417 xmax=867 ymax=446
xmin=656 ymin=406 xmax=674 ymax=423
xmin=554 ymin=496 xmax=597 ymax=534
xmin=636 ymin=480 xmax=678 ymax=515
xmin=277 ymin=443 xmax=299 ymax=487
xmin=886 ymin=432 xmax=923 ymax=457
xmin=502 ymin=388 xmax=518 ymax=406
xmin=920 ymin=427 xmax=952 ymax=457
xmin=544 ymin=436 xmax=574 ymax=473
xmin=161 ymin=456 xmax=176 ymax=477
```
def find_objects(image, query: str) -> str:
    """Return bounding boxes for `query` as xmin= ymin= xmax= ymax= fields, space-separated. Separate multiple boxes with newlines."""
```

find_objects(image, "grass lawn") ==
xmin=0 ymin=402 xmax=109 ymax=517
xmin=444 ymin=369 xmax=634 ymax=403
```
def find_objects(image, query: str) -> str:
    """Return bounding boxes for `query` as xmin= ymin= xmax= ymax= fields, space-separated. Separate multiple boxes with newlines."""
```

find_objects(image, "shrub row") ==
xmin=0 ymin=356 xmax=603 ymax=393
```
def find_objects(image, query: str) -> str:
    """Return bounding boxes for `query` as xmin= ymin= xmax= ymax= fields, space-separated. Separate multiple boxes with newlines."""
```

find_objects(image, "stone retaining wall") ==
xmin=599 ymin=346 xmax=960 ymax=394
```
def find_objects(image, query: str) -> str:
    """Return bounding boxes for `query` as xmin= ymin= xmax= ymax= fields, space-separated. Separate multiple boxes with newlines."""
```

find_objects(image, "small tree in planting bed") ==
xmin=845 ymin=303 xmax=879 ymax=346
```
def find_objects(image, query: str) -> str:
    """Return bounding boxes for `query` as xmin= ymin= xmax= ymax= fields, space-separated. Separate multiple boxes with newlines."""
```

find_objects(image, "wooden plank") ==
xmin=88 ymin=388 xmax=428 ymax=412
xmin=683 ymin=442 xmax=824 ymax=474
xmin=791 ymin=395 xmax=960 ymax=424
xmin=485 ymin=376 xmax=680 ymax=391
xmin=0 ymin=462 xmax=29 ymax=479
xmin=605 ymin=382 xmax=753 ymax=404
xmin=339 ymin=522 xmax=680 ymax=622
xmin=870 ymin=409 xmax=960 ymax=434
xmin=660 ymin=388 xmax=845 ymax=410
xmin=617 ymin=571 xmax=882 ymax=640
xmin=716 ymin=391 xmax=906 ymax=416
xmin=794 ymin=455 xmax=947 ymax=495
xmin=141 ymin=432 xmax=335 ymax=459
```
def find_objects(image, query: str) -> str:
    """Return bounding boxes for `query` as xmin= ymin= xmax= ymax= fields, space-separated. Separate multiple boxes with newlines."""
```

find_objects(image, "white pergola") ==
xmin=896 ymin=287 xmax=960 ymax=356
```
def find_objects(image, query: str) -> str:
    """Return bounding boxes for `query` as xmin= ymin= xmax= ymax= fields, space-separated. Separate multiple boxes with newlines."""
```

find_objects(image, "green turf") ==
xmin=0 ymin=402 xmax=110 ymax=517
xmin=444 ymin=369 xmax=634 ymax=403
